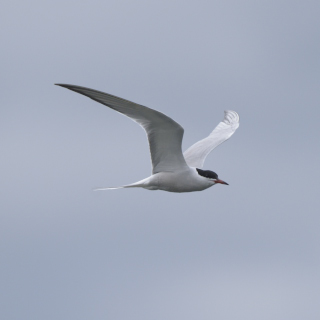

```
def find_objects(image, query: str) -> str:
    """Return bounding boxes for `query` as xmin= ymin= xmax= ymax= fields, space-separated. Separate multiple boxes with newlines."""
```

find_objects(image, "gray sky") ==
xmin=1 ymin=0 xmax=320 ymax=319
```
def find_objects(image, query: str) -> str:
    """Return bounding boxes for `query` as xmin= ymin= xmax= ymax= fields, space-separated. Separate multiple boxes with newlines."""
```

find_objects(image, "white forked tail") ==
xmin=93 ymin=177 xmax=153 ymax=191
xmin=94 ymin=186 xmax=125 ymax=191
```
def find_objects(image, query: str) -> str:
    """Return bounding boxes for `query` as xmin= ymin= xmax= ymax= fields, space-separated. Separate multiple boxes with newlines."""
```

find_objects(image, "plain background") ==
xmin=1 ymin=1 xmax=319 ymax=319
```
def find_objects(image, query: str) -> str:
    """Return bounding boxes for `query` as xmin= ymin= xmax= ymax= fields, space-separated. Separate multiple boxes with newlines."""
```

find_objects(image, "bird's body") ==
xmin=117 ymin=167 xmax=214 ymax=193
xmin=56 ymin=84 xmax=240 ymax=193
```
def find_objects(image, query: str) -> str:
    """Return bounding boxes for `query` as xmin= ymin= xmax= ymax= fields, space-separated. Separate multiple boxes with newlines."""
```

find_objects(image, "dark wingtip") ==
xmin=55 ymin=83 xmax=71 ymax=88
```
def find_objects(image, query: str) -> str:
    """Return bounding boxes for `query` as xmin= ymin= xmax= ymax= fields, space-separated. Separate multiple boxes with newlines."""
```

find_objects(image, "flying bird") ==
xmin=56 ymin=84 xmax=239 ymax=193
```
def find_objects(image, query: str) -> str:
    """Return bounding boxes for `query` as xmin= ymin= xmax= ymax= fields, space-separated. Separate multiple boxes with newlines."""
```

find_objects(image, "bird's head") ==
xmin=196 ymin=168 xmax=229 ymax=185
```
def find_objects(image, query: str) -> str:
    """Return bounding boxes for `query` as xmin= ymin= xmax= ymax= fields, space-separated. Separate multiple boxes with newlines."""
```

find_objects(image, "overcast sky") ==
xmin=1 ymin=1 xmax=320 ymax=319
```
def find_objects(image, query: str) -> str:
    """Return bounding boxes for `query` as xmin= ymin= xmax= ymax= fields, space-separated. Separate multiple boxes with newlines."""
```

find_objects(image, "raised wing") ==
xmin=56 ymin=84 xmax=188 ymax=173
xmin=183 ymin=110 xmax=239 ymax=168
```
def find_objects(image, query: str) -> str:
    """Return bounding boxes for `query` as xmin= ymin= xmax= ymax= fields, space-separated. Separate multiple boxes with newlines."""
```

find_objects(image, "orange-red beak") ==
xmin=215 ymin=179 xmax=229 ymax=185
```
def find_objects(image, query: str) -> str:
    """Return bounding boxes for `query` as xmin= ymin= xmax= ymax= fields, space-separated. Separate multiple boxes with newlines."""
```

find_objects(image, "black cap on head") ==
xmin=196 ymin=168 xmax=218 ymax=179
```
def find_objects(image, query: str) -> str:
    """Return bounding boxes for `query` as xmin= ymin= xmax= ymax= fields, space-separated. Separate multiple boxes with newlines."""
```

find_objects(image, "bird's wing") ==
xmin=183 ymin=110 xmax=239 ymax=168
xmin=56 ymin=84 xmax=188 ymax=173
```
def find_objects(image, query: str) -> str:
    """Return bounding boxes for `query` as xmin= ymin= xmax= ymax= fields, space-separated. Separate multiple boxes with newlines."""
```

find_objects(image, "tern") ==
xmin=56 ymin=84 xmax=239 ymax=193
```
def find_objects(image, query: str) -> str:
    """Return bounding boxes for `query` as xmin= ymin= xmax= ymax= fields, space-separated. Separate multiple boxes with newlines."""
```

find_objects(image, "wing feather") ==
xmin=56 ymin=84 xmax=188 ymax=173
xmin=183 ymin=110 xmax=239 ymax=168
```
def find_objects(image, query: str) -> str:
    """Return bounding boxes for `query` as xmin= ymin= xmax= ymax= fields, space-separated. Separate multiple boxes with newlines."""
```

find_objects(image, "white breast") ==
xmin=152 ymin=168 xmax=214 ymax=193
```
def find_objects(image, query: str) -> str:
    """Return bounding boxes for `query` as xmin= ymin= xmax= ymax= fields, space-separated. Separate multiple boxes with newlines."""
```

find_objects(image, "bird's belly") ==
xmin=156 ymin=172 xmax=211 ymax=193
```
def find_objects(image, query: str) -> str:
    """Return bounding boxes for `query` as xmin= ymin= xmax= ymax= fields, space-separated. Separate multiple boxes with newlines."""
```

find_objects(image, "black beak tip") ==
xmin=215 ymin=179 xmax=229 ymax=185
